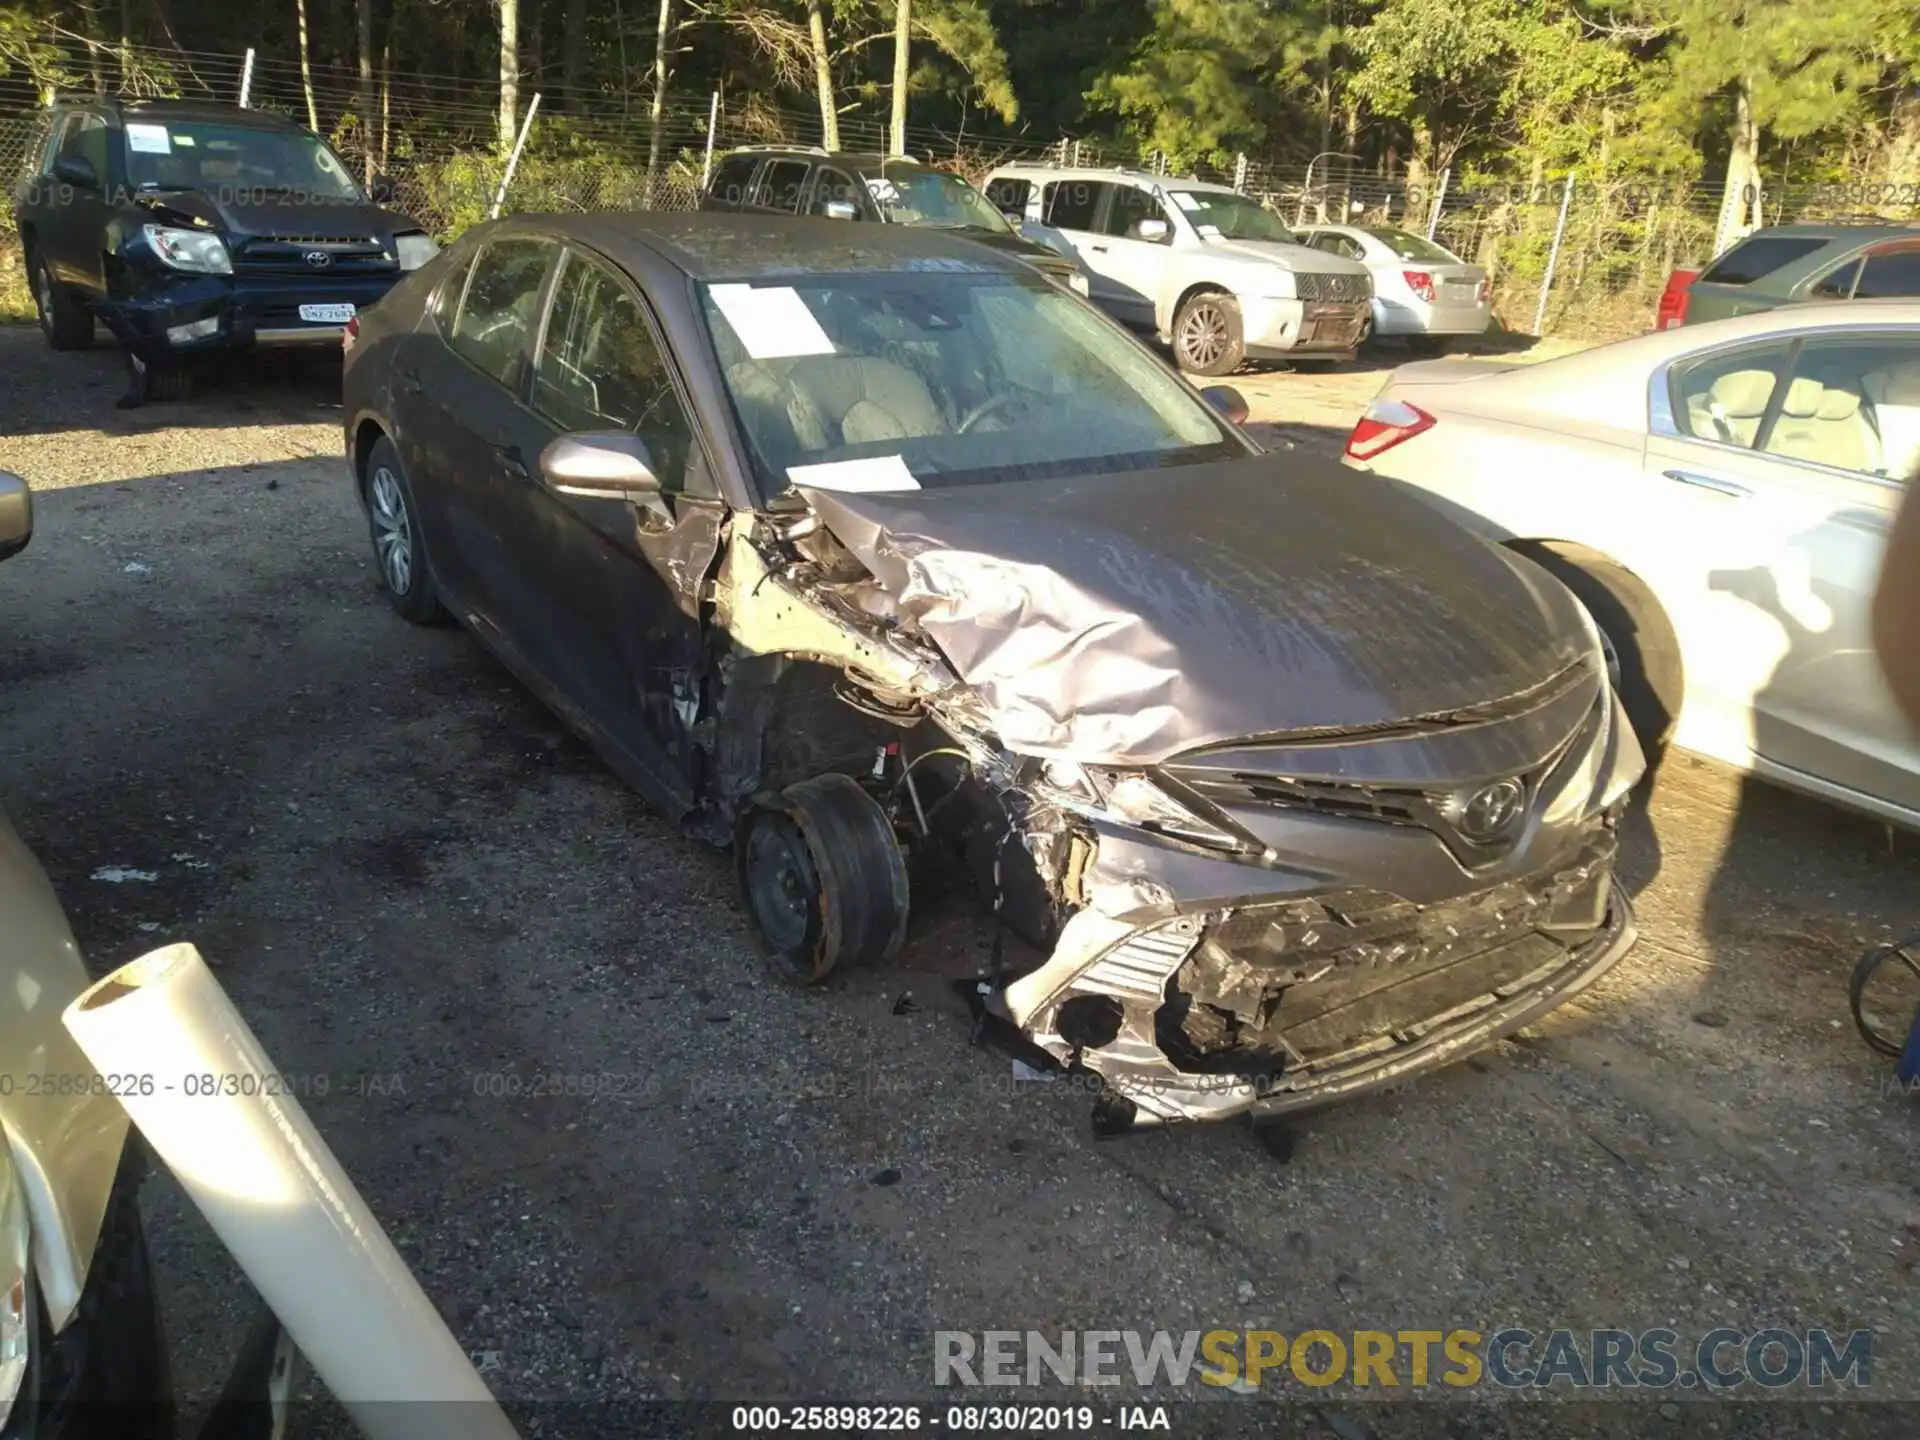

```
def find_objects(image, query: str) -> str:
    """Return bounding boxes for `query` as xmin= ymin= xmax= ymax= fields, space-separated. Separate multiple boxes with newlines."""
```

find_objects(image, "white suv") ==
xmin=981 ymin=164 xmax=1373 ymax=375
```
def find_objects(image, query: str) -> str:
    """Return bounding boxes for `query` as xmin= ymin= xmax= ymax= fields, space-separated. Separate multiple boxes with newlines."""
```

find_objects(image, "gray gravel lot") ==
xmin=2 ymin=328 xmax=1919 ymax=1438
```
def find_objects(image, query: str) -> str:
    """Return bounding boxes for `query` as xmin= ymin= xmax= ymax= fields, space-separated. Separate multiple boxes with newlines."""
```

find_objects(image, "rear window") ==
xmin=1367 ymin=228 xmax=1459 ymax=263
xmin=1698 ymin=236 xmax=1829 ymax=287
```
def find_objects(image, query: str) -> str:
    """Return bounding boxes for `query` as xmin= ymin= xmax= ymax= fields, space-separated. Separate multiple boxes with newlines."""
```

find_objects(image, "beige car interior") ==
xmin=726 ymin=354 xmax=947 ymax=458
xmin=1684 ymin=355 xmax=1920 ymax=481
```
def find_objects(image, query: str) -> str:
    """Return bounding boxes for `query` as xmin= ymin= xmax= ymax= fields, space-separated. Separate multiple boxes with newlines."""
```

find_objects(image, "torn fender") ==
xmin=799 ymin=455 xmax=1595 ymax=766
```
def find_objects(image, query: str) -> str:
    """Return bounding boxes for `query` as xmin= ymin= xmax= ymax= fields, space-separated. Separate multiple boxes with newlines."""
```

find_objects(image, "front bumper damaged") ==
xmin=1001 ymin=836 xmax=1634 ymax=1125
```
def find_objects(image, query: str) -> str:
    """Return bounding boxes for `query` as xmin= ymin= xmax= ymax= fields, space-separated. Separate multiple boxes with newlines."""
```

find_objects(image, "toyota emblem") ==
xmin=304 ymin=250 xmax=333 ymax=269
xmin=1456 ymin=778 xmax=1526 ymax=844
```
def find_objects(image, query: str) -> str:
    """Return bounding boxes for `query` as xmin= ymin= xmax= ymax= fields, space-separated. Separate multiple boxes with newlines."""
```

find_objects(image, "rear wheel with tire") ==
xmin=364 ymin=436 xmax=448 ymax=625
xmin=1173 ymin=290 xmax=1245 ymax=376
xmin=29 ymin=248 xmax=93 ymax=351
xmin=1509 ymin=541 xmax=1684 ymax=769
xmin=738 ymin=772 xmax=910 ymax=986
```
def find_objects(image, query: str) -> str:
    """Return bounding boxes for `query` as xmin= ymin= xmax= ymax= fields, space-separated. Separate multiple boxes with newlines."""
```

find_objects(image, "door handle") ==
xmin=1662 ymin=468 xmax=1750 ymax=498
xmin=491 ymin=442 xmax=528 ymax=479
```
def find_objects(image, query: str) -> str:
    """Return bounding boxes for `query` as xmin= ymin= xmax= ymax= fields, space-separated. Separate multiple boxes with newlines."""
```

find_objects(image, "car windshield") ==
xmin=1167 ymin=190 xmax=1296 ymax=243
xmin=121 ymin=119 xmax=363 ymax=201
xmin=1366 ymin=228 xmax=1459 ymax=263
xmin=702 ymin=270 xmax=1237 ymax=498
xmin=871 ymin=165 xmax=1010 ymax=233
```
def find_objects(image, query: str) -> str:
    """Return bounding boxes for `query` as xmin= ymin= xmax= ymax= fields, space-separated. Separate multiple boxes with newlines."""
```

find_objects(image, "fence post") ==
xmin=1233 ymin=153 xmax=1247 ymax=193
xmin=489 ymin=92 xmax=542 ymax=220
xmin=1425 ymin=166 xmax=1450 ymax=240
xmin=700 ymin=91 xmax=720 ymax=189
xmin=238 ymin=48 xmax=255 ymax=108
xmin=1071 ymin=139 xmax=1083 ymax=167
xmin=1533 ymin=171 xmax=1576 ymax=337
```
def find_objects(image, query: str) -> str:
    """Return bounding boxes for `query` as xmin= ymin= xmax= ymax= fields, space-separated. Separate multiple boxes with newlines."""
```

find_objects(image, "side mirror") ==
xmin=369 ymin=174 xmax=397 ymax=205
xmin=822 ymin=199 xmax=859 ymax=222
xmin=539 ymin=432 xmax=662 ymax=502
xmin=0 ymin=472 xmax=33 ymax=563
xmin=51 ymin=155 xmax=97 ymax=190
xmin=1135 ymin=217 xmax=1171 ymax=244
xmin=1201 ymin=385 xmax=1248 ymax=426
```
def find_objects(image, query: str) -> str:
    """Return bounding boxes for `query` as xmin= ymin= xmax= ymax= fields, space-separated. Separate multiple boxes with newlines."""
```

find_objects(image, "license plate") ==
xmin=298 ymin=303 xmax=355 ymax=324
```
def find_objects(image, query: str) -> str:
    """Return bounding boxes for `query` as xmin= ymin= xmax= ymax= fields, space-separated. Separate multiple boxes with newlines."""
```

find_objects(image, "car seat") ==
xmin=1863 ymin=362 xmax=1920 ymax=481
xmin=1687 ymin=369 xmax=1774 ymax=446
xmin=1767 ymin=375 xmax=1880 ymax=474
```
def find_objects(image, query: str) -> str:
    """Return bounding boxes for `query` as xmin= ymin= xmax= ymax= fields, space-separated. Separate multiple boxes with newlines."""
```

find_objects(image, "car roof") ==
xmin=1737 ymin=222 xmax=1920 ymax=241
xmin=502 ymin=210 xmax=1034 ymax=283
xmin=985 ymin=164 xmax=1239 ymax=197
xmin=59 ymin=96 xmax=310 ymax=131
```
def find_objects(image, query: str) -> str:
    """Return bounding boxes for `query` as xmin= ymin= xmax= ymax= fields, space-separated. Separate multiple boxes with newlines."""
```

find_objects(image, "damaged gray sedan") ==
xmin=342 ymin=213 xmax=1644 ymax=1129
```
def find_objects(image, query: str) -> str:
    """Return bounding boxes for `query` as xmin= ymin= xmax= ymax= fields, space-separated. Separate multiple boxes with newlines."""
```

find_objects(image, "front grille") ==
xmin=235 ymin=236 xmax=395 ymax=275
xmin=1156 ymin=834 xmax=1617 ymax=1073
xmin=1296 ymin=270 xmax=1371 ymax=304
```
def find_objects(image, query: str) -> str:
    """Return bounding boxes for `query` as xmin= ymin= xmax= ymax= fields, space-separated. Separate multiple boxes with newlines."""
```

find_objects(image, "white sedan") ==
xmin=1299 ymin=224 xmax=1492 ymax=351
xmin=1343 ymin=300 xmax=1920 ymax=827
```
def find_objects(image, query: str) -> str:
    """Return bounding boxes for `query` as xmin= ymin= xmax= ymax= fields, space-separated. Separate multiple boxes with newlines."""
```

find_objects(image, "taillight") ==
xmin=1345 ymin=397 xmax=1436 ymax=461
xmin=1403 ymin=270 xmax=1435 ymax=303
xmin=1475 ymin=275 xmax=1491 ymax=303
xmin=1654 ymin=269 xmax=1698 ymax=330
xmin=342 ymin=315 xmax=360 ymax=353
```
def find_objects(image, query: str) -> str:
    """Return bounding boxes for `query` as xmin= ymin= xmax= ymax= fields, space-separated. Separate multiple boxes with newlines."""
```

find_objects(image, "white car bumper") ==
xmin=1373 ymin=296 xmax=1492 ymax=337
xmin=1240 ymin=296 xmax=1369 ymax=356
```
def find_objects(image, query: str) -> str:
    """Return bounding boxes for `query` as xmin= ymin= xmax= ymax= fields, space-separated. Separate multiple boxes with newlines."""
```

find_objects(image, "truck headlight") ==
xmin=1037 ymin=761 xmax=1240 ymax=849
xmin=0 ymin=1162 xmax=31 ymax=1431
xmin=142 ymin=224 xmax=232 ymax=275
xmin=393 ymin=232 xmax=439 ymax=270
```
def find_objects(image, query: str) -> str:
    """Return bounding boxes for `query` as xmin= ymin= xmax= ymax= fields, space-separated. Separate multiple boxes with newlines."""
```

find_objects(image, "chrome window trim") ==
xmin=1645 ymin=320 xmax=1920 ymax=493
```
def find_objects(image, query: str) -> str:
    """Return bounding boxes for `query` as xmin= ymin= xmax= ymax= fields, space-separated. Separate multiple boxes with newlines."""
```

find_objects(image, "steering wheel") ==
xmin=956 ymin=390 xmax=1022 ymax=434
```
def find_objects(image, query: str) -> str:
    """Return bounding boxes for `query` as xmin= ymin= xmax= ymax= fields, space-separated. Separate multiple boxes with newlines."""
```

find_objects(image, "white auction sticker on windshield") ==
xmin=707 ymin=283 xmax=834 ymax=360
xmin=789 ymin=455 xmax=920 ymax=493
xmin=1169 ymin=191 xmax=1201 ymax=211
xmin=125 ymin=123 xmax=172 ymax=155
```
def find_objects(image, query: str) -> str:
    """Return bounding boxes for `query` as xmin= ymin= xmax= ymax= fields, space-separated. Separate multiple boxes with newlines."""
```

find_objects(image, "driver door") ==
xmin=1082 ymin=185 xmax=1173 ymax=328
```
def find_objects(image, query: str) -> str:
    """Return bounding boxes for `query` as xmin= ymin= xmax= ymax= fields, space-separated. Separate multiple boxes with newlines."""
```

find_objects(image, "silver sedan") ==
xmin=1301 ymin=224 xmax=1492 ymax=352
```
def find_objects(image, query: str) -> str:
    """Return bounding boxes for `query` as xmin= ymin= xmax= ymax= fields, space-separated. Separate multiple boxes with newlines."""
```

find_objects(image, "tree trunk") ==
xmin=644 ymin=0 xmax=674 ymax=205
xmin=78 ymin=0 xmax=106 ymax=91
xmin=357 ymin=0 xmax=376 ymax=184
xmin=1717 ymin=76 xmax=1761 ymax=253
xmin=562 ymin=0 xmax=587 ymax=110
xmin=296 ymin=0 xmax=321 ymax=131
xmin=889 ymin=0 xmax=910 ymax=156
xmin=499 ymin=0 xmax=521 ymax=151
xmin=805 ymin=0 xmax=838 ymax=149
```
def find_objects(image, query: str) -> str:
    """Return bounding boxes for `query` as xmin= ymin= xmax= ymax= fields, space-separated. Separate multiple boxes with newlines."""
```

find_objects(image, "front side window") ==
xmin=1043 ymin=180 xmax=1110 ymax=231
xmin=702 ymin=270 xmax=1236 ymax=500
xmin=120 ymin=119 xmax=360 ymax=200
xmin=808 ymin=168 xmax=863 ymax=217
xmin=56 ymin=114 xmax=109 ymax=178
xmin=750 ymin=160 xmax=810 ymax=213
xmin=1163 ymin=190 xmax=1296 ymax=243
xmin=1761 ymin=333 xmax=1920 ymax=480
xmin=1853 ymin=249 xmax=1920 ymax=301
xmin=449 ymin=238 xmax=553 ymax=388
xmin=1807 ymin=259 xmax=1861 ymax=301
xmin=870 ymin=165 xmax=1008 ymax=233
xmin=1669 ymin=342 xmax=1791 ymax=447
xmin=533 ymin=253 xmax=696 ymax=493
xmin=1697 ymin=235 xmax=1828 ymax=287
xmin=1100 ymin=186 xmax=1172 ymax=242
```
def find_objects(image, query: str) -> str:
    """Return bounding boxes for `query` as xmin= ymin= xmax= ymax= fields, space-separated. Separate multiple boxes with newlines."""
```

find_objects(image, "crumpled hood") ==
xmin=134 ymin=189 xmax=412 ymax=240
xmin=1200 ymin=237 xmax=1370 ymax=277
xmin=800 ymin=455 xmax=1593 ymax=765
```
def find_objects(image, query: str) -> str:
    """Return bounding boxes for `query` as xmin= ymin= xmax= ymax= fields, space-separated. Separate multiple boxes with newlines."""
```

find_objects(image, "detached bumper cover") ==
xmin=1005 ymin=833 xmax=1634 ymax=1124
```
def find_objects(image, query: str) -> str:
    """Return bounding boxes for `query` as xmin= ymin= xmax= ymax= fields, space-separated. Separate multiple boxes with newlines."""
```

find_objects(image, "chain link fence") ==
xmin=6 ymin=42 xmax=1920 ymax=339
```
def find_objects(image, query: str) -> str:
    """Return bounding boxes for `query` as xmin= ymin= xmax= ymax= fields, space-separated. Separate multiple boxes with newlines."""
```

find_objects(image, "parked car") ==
xmin=0 ymin=472 xmax=173 ymax=1437
xmin=1658 ymin=223 xmax=1920 ymax=330
xmin=1297 ymin=223 xmax=1491 ymax=352
xmin=1344 ymin=300 xmax=1920 ymax=829
xmin=699 ymin=147 xmax=1087 ymax=295
xmin=980 ymin=164 xmax=1373 ymax=375
xmin=11 ymin=96 xmax=438 ymax=404
xmin=341 ymin=212 xmax=1641 ymax=1128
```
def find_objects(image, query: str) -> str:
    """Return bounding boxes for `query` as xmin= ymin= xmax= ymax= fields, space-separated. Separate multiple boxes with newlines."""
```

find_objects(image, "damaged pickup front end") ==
xmin=708 ymin=456 xmax=1643 ymax=1129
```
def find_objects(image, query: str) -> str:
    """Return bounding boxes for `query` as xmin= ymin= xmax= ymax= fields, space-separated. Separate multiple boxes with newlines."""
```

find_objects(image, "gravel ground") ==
xmin=2 ymin=327 xmax=1919 ymax=1438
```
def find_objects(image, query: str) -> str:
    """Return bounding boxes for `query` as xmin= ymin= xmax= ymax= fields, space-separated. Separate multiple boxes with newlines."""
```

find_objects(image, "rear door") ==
xmin=703 ymin=153 xmax=761 ymax=212
xmin=1642 ymin=328 xmax=1920 ymax=811
xmin=1684 ymin=233 xmax=1833 ymax=324
xmin=1035 ymin=180 xmax=1119 ymax=312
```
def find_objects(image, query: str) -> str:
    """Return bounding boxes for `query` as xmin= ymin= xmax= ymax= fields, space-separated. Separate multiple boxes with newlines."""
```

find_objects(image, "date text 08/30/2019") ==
xmin=728 ymin=1406 xmax=1167 ymax=1432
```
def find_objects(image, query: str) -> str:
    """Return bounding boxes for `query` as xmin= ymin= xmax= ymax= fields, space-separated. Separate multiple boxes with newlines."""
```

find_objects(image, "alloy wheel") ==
xmin=1179 ymin=302 xmax=1228 ymax=370
xmin=369 ymin=466 xmax=414 ymax=597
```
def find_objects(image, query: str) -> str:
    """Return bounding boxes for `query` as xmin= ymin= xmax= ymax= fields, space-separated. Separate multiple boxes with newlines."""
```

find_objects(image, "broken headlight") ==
xmin=1038 ymin=761 xmax=1241 ymax=849
xmin=141 ymin=224 xmax=232 ymax=275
